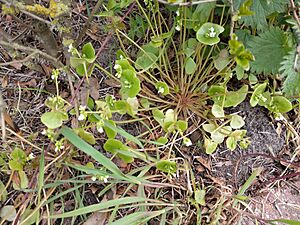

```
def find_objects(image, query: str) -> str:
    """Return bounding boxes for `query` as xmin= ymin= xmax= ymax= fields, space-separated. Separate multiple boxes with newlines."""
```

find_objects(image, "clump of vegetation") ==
xmin=0 ymin=0 xmax=299 ymax=224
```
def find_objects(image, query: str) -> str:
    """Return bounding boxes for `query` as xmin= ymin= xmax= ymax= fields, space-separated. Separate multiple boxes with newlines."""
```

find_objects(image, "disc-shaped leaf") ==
xmin=272 ymin=96 xmax=292 ymax=113
xmin=212 ymin=104 xmax=224 ymax=118
xmin=196 ymin=22 xmax=224 ymax=45
xmin=82 ymin=42 xmax=95 ymax=61
xmin=185 ymin=57 xmax=197 ymax=75
xmin=0 ymin=205 xmax=16 ymax=222
xmin=120 ymin=70 xmax=140 ymax=98
xmin=224 ymin=85 xmax=248 ymax=108
xmin=230 ymin=114 xmax=245 ymax=129
xmin=41 ymin=111 xmax=65 ymax=129
xmin=156 ymin=160 xmax=177 ymax=174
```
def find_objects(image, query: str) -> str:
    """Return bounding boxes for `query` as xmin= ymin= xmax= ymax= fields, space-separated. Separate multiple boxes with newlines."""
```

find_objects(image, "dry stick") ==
xmin=75 ymin=0 xmax=105 ymax=46
xmin=0 ymin=90 xmax=6 ymax=140
xmin=70 ymin=2 xmax=136 ymax=105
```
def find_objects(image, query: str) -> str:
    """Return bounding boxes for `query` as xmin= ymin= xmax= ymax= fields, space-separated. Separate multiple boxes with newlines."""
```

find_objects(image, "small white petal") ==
xmin=78 ymin=114 xmax=85 ymax=121
xmin=91 ymin=176 xmax=97 ymax=181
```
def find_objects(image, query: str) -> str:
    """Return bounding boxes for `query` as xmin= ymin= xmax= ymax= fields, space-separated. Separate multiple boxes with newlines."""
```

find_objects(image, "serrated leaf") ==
xmin=234 ymin=0 xmax=287 ymax=30
xmin=248 ymin=27 xmax=292 ymax=74
xmin=279 ymin=49 xmax=300 ymax=96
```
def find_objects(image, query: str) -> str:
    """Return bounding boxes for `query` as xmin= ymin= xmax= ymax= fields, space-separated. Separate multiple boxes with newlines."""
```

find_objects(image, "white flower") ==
xmin=103 ymin=176 xmax=109 ymax=183
xmin=91 ymin=176 xmax=97 ymax=181
xmin=51 ymin=75 xmax=55 ymax=80
xmin=28 ymin=153 xmax=35 ymax=160
xmin=209 ymin=31 xmax=216 ymax=38
xmin=209 ymin=27 xmax=215 ymax=32
xmin=41 ymin=129 xmax=47 ymax=135
xmin=183 ymin=137 xmax=192 ymax=147
xmin=79 ymin=105 xmax=86 ymax=111
xmin=176 ymin=10 xmax=180 ymax=16
xmin=115 ymin=73 xmax=121 ymax=78
xmin=175 ymin=25 xmax=181 ymax=31
xmin=54 ymin=146 xmax=59 ymax=152
xmin=275 ymin=113 xmax=284 ymax=121
xmin=78 ymin=114 xmax=85 ymax=121
xmin=68 ymin=43 xmax=73 ymax=53
xmin=114 ymin=64 xmax=121 ymax=70
xmin=97 ymin=126 xmax=104 ymax=133
xmin=158 ymin=87 xmax=165 ymax=94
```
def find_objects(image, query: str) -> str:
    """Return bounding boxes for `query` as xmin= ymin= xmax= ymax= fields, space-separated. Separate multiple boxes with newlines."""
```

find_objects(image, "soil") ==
xmin=212 ymin=101 xmax=285 ymax=188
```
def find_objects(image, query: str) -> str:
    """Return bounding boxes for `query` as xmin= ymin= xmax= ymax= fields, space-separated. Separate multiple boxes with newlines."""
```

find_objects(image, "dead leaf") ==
xmin=1 ymin=75 xmax=8 ymax=88
xmin=89 ymin=77 xmax=100 ymax=100
xmin=195 ymin=156 xmax=211 ymax=171
xmin=10 ymin=61 xmax=23 ymax=70
xmin=83 ymin=195 xmax=108 ymax=225
xmin=104 ymin=78 xmax=120 ymax=88
xmin=17 ymin=79 xmax=37 ymax=88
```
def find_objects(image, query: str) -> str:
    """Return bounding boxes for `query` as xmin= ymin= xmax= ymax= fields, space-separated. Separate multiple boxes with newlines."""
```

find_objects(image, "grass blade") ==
xmin=48 ymin=197 xmax=147 ymax=219
xmin=61 ymin=127 xmax=125 ymax=178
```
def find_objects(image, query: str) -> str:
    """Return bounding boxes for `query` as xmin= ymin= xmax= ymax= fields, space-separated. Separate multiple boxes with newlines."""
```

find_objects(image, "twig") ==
xmin=0 ymin=40 xmax=62 ymax=68
xmin=228 ymin=0 xmax=235 ymax=39
xmin=0 ymin=0 xmax=52 ymax=26
xmin=0 ymin=51 xmax=37 ymax=66
xmin=0 ymin=90 xmax=6 ymax=140
xmin=157 ymin=0 xmax=216 ymax=6
xmin=75 ymin=0 xmax=105 ymax=46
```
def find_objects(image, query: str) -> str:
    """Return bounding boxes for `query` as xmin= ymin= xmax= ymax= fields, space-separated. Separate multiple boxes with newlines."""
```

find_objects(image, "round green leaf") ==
xmin=196 ymin=22 xmax=224 ymax=45
xmin=185 ymin=57 xmax=197 ymax=75
xmin=224 ymin=85 xmax=248 ymax=108
xmin=82 ymin=42 xmax=95 ymax=61
xmin=0 ymin=205 xmax=16 ymax=222
xmin=155 ymin=81 xmax=170 ymax=96
xmin=226 ymin=136 xmax=237 ymax=151
xmin=120 ymin=70 xmax=140 ymax=98
xmin=204 ymin=138 xmax=218 ymax=154
xmin=230 ymin=114 xmax=245 ymax=129
xmin=41 ymin=111 xmax=64 ymax=129
xmin=212 ymin=104 xmax=224 ymax=118
xmin=135 ymin=52 xmax=158 ymax=71
xmin=156 ymin=160 xmax=177 ymax=174
xmin=272 ymin=96 xmax=292 ymax=113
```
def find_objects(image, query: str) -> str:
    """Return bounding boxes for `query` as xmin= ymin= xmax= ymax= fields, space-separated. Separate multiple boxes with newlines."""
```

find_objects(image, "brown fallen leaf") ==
xmin=104 ymin=78 xmax=120 ymax=88
xmin=83 ymin=195 xmax=108 ymax=225
xmin=1 ymin=75 xmax=8 ymax=88
xmin=89 ymin=77 xmax=100 ymax=100
xmin=195 ymin=156 xmax=211 ymax=171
